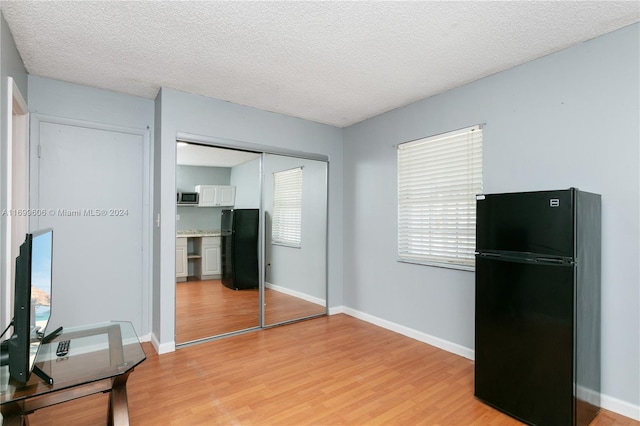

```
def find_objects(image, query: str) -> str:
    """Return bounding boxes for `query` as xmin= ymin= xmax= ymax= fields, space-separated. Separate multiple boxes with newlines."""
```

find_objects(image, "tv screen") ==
xmin=29 ymin=229 xmax=53 ymax=368
xmin=7 ymin=228 xmax=53 ymax=383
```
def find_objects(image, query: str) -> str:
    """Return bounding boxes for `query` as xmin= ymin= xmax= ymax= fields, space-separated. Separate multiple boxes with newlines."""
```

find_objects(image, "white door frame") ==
xmin=3 ymin=77 xmax=29 ymax=328
xmin=29 ymin=113 xmax=153 ymax=337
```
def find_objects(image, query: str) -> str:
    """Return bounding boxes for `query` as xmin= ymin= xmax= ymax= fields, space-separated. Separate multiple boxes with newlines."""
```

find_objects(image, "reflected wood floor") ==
xmin=176 ymin=279 xmax=326 ymax=343
xmin=28 ymin=314 xmax=637 ymax=426
xmin=264 ymin=285 xmax=326 ymax=325
xmin=176 ymin=279 xmax=259 ymax=343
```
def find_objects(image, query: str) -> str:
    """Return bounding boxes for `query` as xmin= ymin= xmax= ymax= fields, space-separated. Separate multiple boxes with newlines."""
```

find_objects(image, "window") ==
xmin=272 ymin=167 xmax=303 ymax=247
xmin=397 ymin=125 xmax=483 ymax=270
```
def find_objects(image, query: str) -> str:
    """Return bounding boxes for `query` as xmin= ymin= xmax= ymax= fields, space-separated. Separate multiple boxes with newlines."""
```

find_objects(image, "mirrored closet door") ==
xmin=175 ymin=143 xmax=262 ymax=344
xmin=262 ymin=154 xmax=328 ymax=326
xmin=175 ymin=142 xmax=328 ymax=346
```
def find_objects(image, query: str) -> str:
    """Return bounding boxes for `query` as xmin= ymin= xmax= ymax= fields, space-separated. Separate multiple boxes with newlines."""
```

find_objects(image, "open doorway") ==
xmin=3 ymin=77 xmax=29 ymax=329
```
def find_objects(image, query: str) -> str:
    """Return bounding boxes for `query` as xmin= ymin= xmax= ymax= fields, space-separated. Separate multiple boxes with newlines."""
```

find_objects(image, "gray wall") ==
xmin=28 ymin=76 xmax=154 ymax=130
xmin=176 ymin=165 xmax=230 ymax=231
xmin=0 ymin=12 xmax=27 ymax=331
xmin=230 ymin=157 xmax=261 ymax=209
xmin=343 ymin=23 xmax=639 ymax=408
xmin=154 ymin=87 xmax=344 ymax=352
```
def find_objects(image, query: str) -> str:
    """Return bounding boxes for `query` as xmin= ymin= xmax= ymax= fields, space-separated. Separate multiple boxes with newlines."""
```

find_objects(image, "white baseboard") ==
xmin=576 ymin=385 xmax=640 ymax=421
xmin=332 ymin=306 xmax=640 ymax=422
xmin=601 ymin=394 xmax=640 ymax=421
xmin=150 ymin=332 xmax=175 ymax=354
xmin=339 ymin=306 xmax=475 ymax=360
xmin=328 ymin=305 xmax=344 ymax=315
xmin=265 ymin=282 xmax=326 ymax=306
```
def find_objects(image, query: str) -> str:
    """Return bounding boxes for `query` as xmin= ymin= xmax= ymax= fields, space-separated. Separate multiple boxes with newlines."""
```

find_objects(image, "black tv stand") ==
xmin=42 ymin=326 xmax=63 ymax=344
xmin=32 ymin=365 xmax=53 ymax=385
xmin=1 ymin=329 xmax=59 ymax=386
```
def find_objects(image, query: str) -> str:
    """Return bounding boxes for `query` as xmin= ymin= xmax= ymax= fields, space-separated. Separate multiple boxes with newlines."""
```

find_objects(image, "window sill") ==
xmin=397 ymin=258 xmax=475 ymax=272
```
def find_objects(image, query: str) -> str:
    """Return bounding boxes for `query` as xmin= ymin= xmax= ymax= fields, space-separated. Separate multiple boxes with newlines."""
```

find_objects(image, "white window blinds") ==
xmin=397 ymin=125 xmax=483 ymax=270
xmin=272 ymin=167 xmax=303 ymax=247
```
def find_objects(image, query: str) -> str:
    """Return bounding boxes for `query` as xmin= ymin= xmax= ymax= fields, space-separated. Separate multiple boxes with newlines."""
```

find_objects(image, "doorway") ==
xmin=3 ymin=78 xmax=29 ymax=329
xmin=30 ymin=116 xmax=150 ymax=332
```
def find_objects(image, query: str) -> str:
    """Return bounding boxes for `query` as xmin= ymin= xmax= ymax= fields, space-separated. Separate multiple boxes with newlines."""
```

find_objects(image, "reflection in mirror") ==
xmin=175 ymin=142 xmax=261 ymax=344
xmin=263 ymin=154 xmax=328 ymax=325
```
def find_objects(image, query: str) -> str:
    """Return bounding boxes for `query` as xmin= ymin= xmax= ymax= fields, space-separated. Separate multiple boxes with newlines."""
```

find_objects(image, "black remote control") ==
xmin=56 ymin=340 xmax=70 ymax=357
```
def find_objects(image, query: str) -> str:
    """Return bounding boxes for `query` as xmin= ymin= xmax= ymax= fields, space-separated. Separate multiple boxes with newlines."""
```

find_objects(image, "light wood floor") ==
xmin=28 ymin=314 xmax=637 ymax=425
xmin=176 ymin=279 xmax=326 ymax=343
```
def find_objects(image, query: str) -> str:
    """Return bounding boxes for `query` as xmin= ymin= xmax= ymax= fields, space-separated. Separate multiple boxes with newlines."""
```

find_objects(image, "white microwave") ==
xmin=177 ymin=192 xmax=199 ymax=205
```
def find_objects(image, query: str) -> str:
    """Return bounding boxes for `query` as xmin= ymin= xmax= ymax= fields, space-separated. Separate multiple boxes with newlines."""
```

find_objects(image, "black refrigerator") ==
xmin=221 ymin=209 xmax=259 ymax=290
xmin=475 ymin=188 xmax=601 ymax=426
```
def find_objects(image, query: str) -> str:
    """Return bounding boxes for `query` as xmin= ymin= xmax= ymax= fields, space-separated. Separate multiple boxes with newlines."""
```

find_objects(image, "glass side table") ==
xmin=1 ymin=321 xmax=146 ymax=425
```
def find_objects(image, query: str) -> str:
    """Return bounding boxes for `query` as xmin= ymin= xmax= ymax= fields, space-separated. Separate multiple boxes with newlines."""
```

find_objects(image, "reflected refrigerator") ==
xmin=475 ymin=188 xmax=601 ymax=425
xmin=221 ymin=209 xmax=259 ymax=290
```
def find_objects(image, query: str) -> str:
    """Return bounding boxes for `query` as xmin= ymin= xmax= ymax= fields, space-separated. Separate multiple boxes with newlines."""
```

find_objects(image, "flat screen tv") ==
xmin=4 ymin=229 xmax=53 ymax=383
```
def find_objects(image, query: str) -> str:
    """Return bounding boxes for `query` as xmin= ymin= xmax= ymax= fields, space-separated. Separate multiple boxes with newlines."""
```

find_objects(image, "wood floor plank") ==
xmin=26 ymin=314 xmax=639 ymax=425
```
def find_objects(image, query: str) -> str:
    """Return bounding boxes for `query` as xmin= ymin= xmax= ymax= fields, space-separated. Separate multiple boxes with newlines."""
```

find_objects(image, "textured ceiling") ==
xmin=1 ymin=1 xmax=639 ymax=127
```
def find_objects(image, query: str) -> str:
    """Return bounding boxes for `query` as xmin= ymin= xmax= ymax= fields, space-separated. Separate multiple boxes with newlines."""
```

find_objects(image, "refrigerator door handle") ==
xmin=536 ymin=256 xmax=574 ymax=265
xmin=476 ymin=251 xmax=501 ymax=258
xmin=477 ymin=251 xmax=573 ymax=265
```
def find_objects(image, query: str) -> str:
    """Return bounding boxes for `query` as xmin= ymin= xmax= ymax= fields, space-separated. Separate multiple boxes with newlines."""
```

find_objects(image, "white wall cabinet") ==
xmin=195 ymin=185 xmax=236 ymax=207
xmin=176 ymin=237 xmax=188 ymax=281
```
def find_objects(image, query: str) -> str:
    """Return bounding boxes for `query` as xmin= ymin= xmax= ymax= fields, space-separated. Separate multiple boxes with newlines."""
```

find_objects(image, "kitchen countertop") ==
xmin=177 ymin=229 xmax=221 ymax=237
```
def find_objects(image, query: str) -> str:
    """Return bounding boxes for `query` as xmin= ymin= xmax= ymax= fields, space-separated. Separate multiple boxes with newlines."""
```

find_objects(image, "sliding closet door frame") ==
xmin=175 ymin=132 xmax=329 ymax=341
xmin=177 ymin=133 xmax=329 ymax=163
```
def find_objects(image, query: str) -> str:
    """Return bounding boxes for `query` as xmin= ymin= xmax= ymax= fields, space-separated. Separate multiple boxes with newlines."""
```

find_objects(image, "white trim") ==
xmin=150 ymin=331 xmax=175 ymax=355
xmin=265 ymin=282 xmax=325 ymax=306
xmin=140 ymin=128 xmax=153 ymax=338
xmin=328 ymin=305 xmax=344 ymax=315
xmin=137 ymin=332 xmax=151 ymax=343
xmin=600 ymin=393 xmax=640 ymax=421
xmin=3 ymin=77 xmax=29 ymax=329
xmin=30 ymin=113 xmax=149 ymax=138
xmin=341 ymin=306 xmax=474 ymax=360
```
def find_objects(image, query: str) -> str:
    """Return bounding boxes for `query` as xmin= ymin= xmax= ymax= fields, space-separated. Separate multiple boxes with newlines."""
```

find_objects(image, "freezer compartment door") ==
xmin=476 ymin=189 xmax=574 ymax=257
xmin=475 ymin=255 xmax=574 ymax=425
